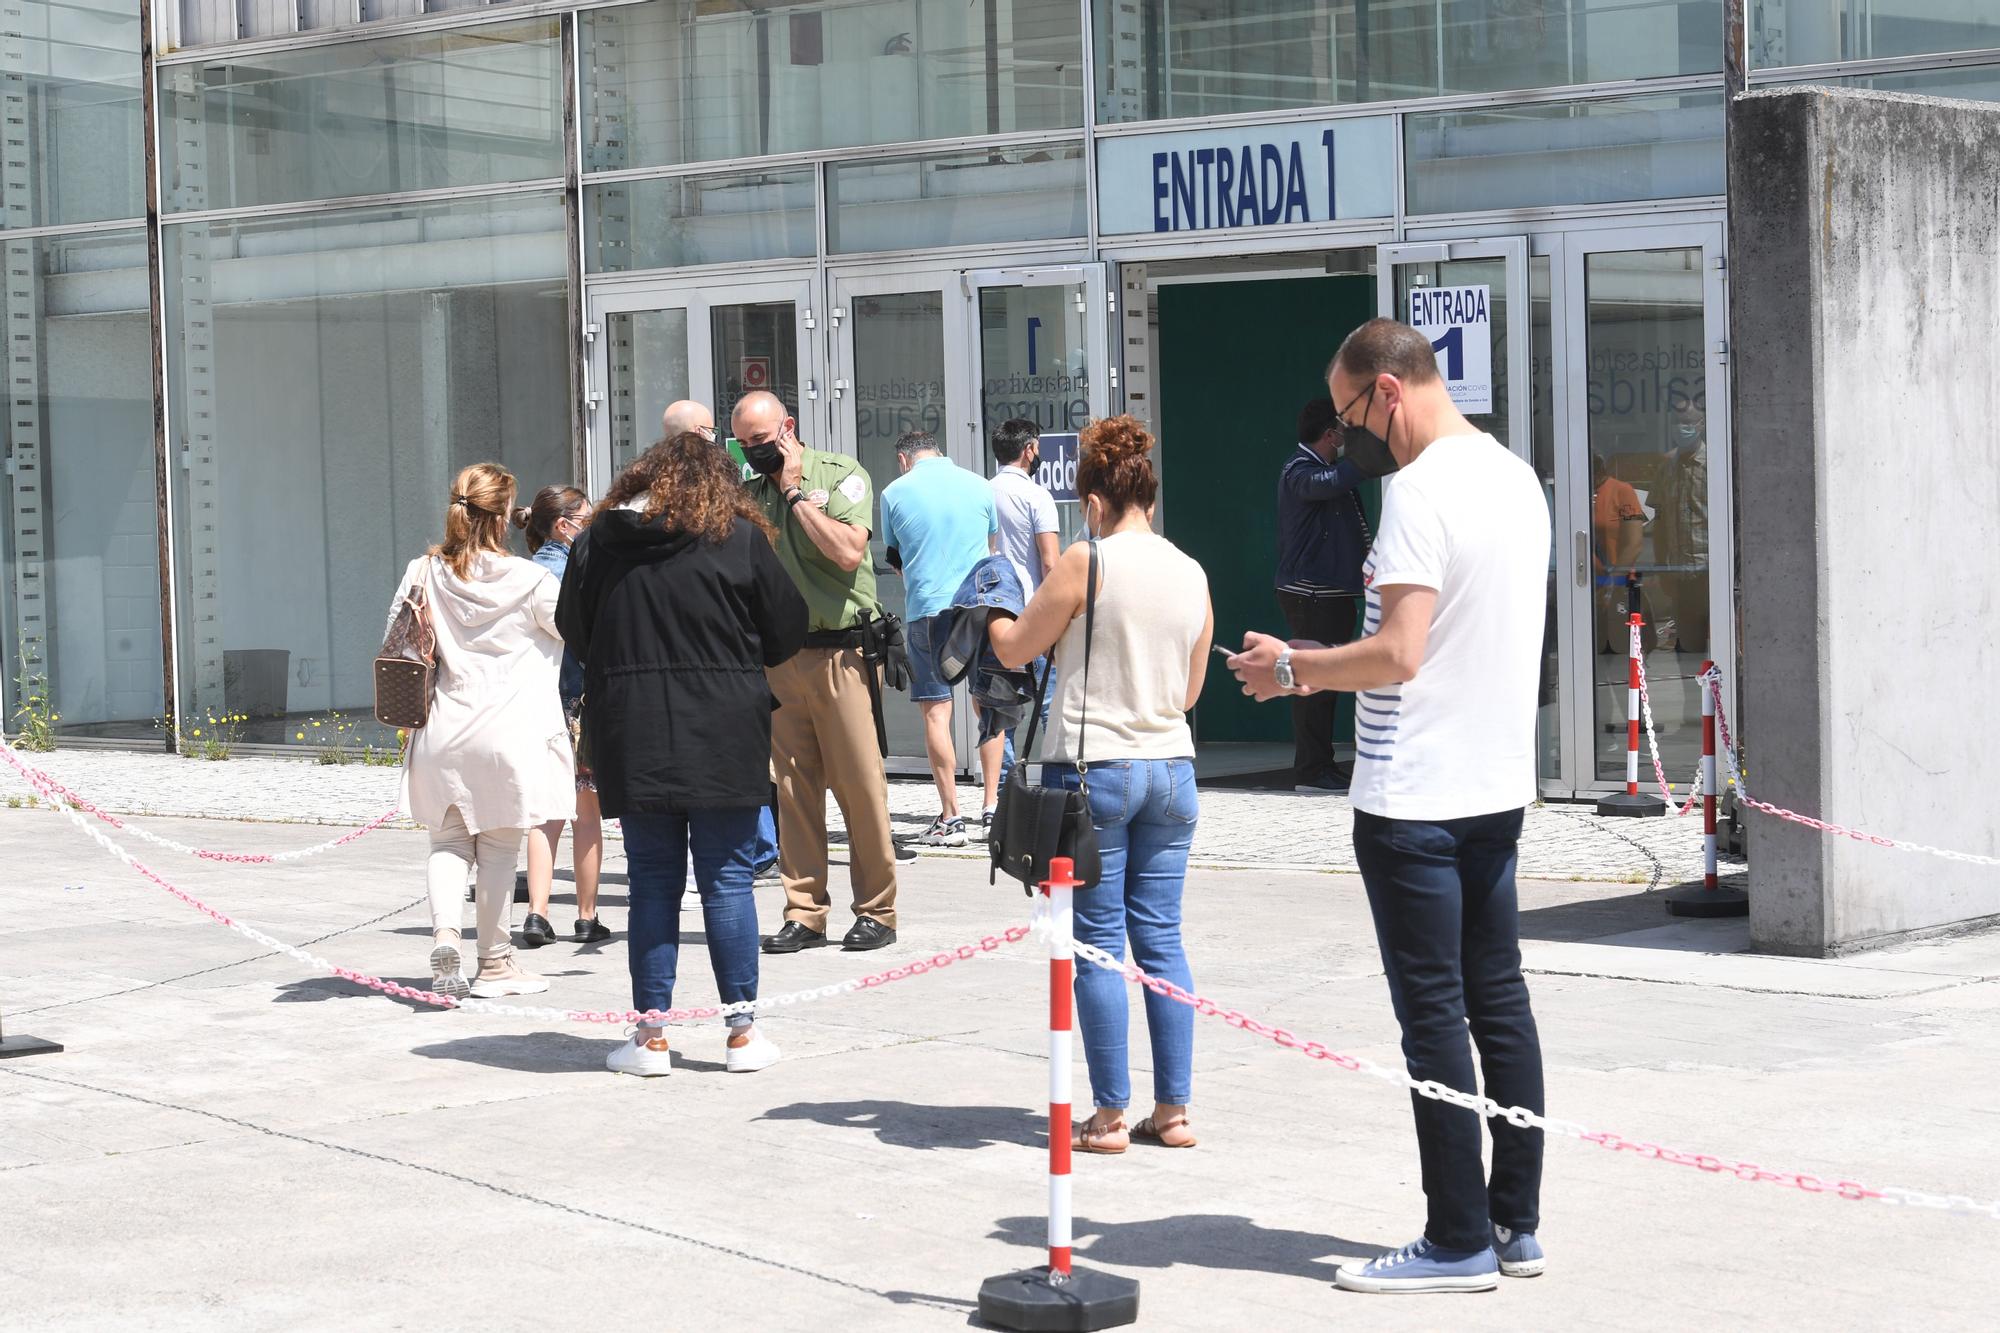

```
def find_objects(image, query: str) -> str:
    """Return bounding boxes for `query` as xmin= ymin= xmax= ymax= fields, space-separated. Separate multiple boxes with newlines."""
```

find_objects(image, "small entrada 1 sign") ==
xmin=1407 ymin=284 xmax=1494 ymax=416
xmin=1031 ymin=433 xmax=1080 ymax=503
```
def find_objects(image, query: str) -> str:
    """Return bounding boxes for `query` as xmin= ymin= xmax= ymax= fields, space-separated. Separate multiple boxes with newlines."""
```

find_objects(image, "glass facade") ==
xmin=162 ymin=194 xmax=570 ymax=742
xmin=1094 ymin=0 xmax=1724 ymax=122
xmin=583 ymin=0 xmax=1083 ymax=171
xmin=160 ymin=22 xmax=565 ymax=213
xmin=1752 ymin=2 xmax=2000 ymax=68
xmin=2 ymin=0 xmax=1993 ymax=788
xmin=1405 ymin=92 xmax=1726 ymax=215
xmin=4 ymin=0 xmax=146 ymax=229
xmin=0 ymin=228 xmax=160 ymax=739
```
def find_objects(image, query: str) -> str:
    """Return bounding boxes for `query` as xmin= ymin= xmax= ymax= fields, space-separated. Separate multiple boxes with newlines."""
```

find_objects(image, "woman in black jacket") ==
xmin=557 ymin=432 xmax=808 ymax=1078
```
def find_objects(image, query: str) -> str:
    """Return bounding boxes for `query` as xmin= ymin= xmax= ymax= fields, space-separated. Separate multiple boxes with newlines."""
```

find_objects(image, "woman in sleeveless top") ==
xmin=989 ymin=416 xmax=1214 ymax=1154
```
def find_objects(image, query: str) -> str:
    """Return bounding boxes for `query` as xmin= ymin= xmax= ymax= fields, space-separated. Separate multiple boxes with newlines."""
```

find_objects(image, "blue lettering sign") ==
xmin=1151 ymin=151 xmax=1170 ymax=232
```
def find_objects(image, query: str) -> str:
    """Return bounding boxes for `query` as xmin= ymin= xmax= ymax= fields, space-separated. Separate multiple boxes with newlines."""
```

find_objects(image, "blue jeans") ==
xmin=623 ymin=809 xmax=763 ymax=1029
xmin=1352 ymin=807 xmax=1544 ymax=1252
xmin=1045 ymin=758 xmax=1197 ymax=1110
xmin=903 ymin=613 xmax=952 ymax=703
xmin=754 ymin=805 xmax=778 ymax=868
xmin=1001 ymin=663 xmax=1054 ymax=778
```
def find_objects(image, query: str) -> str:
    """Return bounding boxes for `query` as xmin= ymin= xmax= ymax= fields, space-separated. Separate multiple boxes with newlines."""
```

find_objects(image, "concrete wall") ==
xmin=1729 ymin=86 xmax=2000 ymax=955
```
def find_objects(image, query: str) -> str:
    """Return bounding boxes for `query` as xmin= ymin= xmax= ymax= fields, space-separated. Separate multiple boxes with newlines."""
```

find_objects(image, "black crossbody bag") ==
xmin=990 ymin=539 xmax=1101 ymax=891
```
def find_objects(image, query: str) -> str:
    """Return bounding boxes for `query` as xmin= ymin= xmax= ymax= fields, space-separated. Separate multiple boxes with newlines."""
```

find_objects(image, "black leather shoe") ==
xmin=762 ymin=921 xmax=828 ymax=954
xmin=520 ymin=913 xmax=556 ymax=948
xmin=841 ymin=918 xmax=897 ymax=952
xmin=574 ymin=916 xmax=612 ymax=944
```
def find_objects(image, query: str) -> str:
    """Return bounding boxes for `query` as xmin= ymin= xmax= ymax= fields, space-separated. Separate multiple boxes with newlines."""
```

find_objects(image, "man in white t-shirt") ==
xmin=1229 ymin=318 xmax=1552 ymax=1297
xmin=989 ymin=419 xmax=1062 ymax=821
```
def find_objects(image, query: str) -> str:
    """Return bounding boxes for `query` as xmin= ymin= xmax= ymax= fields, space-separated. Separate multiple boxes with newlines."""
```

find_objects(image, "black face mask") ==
xmin=1338 ymin=384 xmax=1401 ymax=479
xmin=741 ymin=440 xmax=785 ymax=477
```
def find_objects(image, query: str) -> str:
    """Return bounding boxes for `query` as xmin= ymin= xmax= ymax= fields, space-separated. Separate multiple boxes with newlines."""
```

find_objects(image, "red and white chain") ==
xmin=1035 ymin=905 xmax=2000 ymax=1221
xmin=1632 ymin=640 xmax=1702 ymax=815
xmin=5 ymin=748 xmax=1031 ymax=1024
xmin=1702 ymin=670 xmax=2000 ymax=868
xmin=4 ymin=751 xmax=401 ymax=864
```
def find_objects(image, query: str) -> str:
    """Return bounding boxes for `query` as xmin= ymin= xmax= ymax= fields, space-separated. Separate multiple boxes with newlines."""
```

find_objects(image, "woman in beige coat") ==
xmin=387 ymin=462 xmax=576 ymax=999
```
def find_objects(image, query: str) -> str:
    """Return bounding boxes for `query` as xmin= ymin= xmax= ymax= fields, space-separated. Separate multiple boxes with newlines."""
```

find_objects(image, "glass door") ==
xmin=964 ymin=264 xmax=1110 ymax=549
xmin=585 ymin=274 xmax=822 ymax=490
xmin=1376 ymin=239 xmax=1532 ymax=464
xmin=1558 ymin=226 xmax=1731 ymax=797
xmin=827 ymin=268 xmax=975 ymax=774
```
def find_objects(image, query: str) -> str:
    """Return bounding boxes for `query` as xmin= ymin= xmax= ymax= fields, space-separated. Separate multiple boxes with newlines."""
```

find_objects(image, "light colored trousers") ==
xmin=427 ymin=806 xmax=524 ymax=960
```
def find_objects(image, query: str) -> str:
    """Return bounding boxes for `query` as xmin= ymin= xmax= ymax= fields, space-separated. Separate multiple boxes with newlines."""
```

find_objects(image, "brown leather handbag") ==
xmin=375 ymin=564 xmax=438 ymax=729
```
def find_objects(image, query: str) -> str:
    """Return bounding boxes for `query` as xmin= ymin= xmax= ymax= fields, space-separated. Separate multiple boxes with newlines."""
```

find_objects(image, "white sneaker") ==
xmin=429 ymin=943 xmax=470 ymax=999
xmin=607 ymin=1032 xmax=674 ymax=1077
xmin=469 ymin=954 xmax=550 ymax=997
xmin=725 ymin=1030 xmax=782 ymax=1073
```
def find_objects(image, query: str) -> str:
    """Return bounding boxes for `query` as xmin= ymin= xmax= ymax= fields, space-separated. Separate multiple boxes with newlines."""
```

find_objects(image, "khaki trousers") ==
xmin=768 ymin=647 xmax=899 ymax=931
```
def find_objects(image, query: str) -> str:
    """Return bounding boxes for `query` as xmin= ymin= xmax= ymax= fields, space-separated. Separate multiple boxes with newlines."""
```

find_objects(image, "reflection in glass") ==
xmin=1583 ymin=249 xmax=1708 ymax=784
xmin=711 ymin=304 xmax=801 ymax=425
xmin=4 ymin=0 xmax=145 ymax=229
xmin=0 ymin=229 xmax=160 ymax=739
xmin=1530 ymin=256 xmax=1560 ymax=785
xmin=1405 ymin=93 xmax=1724 ymax=216
xmin=607 ymin=309 xmax=691 ymax=475
xmin=586 ymin=172 xmax=815 ymax=273
xmin=162 ymin=194 xmax=571 ymax=748
xmin=978 ymin=283 xmax=1089 ymax=544
xmin=160 ymin=21 xmax=564 ymax=213
xmin=1752 ymin=2 xmax=2000 ymax=68
xmin=1094 ymin=0 xmax=1723 ymax=123
xmin=583 ymin=0 xmax=1082 ymax=170
xmin=848 ymin=292 xmax=949 ymax=761
xmin=826 ymin=143 xmax=1086 ymax=254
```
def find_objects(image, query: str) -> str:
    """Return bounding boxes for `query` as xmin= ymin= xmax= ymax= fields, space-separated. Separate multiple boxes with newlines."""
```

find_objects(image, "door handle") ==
xmin=833 ymin=379 xmax=849 ymax=400
xmin=1574 ymin=531 xmax=1589 ymax=588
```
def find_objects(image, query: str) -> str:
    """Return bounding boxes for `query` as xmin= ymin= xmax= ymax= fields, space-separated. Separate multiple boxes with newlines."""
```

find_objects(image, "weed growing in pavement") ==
xmin=157 ymin=709 xmax=249 ymax=760
xmin=10 ymin=644 xmax=59 ymax=752
xmin=295 ymin=711 xmax=363 ymax=765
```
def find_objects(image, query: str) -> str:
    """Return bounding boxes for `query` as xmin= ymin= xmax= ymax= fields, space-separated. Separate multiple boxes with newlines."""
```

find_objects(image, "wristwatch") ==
xmin=784 ymin=486 xmax=806 ymax=509
xmin=1274 ymin=649 xmax=1296 ymax=691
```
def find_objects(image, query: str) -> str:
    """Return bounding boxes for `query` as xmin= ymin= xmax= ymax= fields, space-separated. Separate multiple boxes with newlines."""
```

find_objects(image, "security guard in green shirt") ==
xmin=732 ymin=391 xmax=901 ymax=955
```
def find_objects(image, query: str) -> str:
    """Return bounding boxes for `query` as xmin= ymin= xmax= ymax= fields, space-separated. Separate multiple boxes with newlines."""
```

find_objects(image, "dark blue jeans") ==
xmin=1046 ymin=759 xmax=1197 ymax=1110
xmin=623 ymin=809 xmax=763 ymax=1030
xmin=1352 ymin=807 xmax=1544 ymax=1252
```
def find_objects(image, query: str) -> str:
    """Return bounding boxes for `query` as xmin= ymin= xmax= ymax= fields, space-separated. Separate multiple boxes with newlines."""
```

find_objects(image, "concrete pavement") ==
xmin=1 ymin=803 xmax=1994 ymax=1331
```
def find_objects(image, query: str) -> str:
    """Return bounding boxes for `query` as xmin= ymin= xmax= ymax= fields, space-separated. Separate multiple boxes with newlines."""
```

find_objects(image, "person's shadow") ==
xmin=411 ymin=1032 xmax=726 ymax=1074
xmin=757 ymin=1100 xmax=1045 ymax=1151
xmin=986 ymin=1213 xmax=1390 ymax=1282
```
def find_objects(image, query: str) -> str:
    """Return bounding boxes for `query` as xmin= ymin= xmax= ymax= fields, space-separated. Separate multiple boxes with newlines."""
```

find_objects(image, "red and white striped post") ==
xmin=1599 ymin=573 xmax=1665 ymax=817
xmin=1046 ymin=857 xmax=1076 ymax=1277
xmin=1667 ymin=663 xmax=1748 ymax=916
xmin=979 ymin=857 xmax=1139 ymax=1331
xmin=1702 ymin=666 xmax=1719 ymax=891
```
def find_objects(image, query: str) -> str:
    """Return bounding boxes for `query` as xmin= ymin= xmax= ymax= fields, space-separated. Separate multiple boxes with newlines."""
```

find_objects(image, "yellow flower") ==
xmin=191 ymin=728 xmax=202 ymax=737
xmin=296 ymin=731 xmax=305 ymax=740
xmin=312 ymin=721 xmax=321 ymax=728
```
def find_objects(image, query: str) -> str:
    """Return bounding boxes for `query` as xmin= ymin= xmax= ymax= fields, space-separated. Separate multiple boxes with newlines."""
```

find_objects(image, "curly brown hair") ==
xmin=1077 ymin=415 xmax=1159 ymax=519
xmin=600 ymin=432 xmax=777 ymax=545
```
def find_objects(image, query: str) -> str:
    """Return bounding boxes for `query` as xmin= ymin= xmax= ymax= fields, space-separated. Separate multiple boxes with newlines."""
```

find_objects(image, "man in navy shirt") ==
xmin=1274 ymin=398 xmax=1370 ymax=792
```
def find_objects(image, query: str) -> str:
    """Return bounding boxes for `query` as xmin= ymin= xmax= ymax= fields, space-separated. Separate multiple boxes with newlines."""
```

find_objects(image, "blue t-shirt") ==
xmin=880 ymin=456 xmax=998 ymax=622
xmin=531 ymin=540 xmax=585 ymax=706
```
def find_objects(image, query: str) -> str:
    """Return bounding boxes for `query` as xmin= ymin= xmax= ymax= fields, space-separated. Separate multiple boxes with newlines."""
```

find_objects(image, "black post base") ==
xmin=1665 ymin=881 xmax=1749 ymax=918
xmin=977 ymin=1266 xmax=1139 ymax=1332
xmin=0 ymin=1033 xmax=64 ymax=1059
xmin=1596 ymin=791 xmax=1666 ymax=818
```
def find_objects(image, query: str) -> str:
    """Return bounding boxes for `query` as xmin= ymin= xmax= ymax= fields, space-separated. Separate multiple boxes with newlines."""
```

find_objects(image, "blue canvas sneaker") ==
xmin=1334 ymin=1237 xmax=1499 ymax=1294
xmin=1492 ymin=1225 xmax=1546 ymax=1278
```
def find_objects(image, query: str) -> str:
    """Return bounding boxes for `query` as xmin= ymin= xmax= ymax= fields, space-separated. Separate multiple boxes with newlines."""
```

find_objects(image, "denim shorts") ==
xmin=904 ymin=612 xmax=952 ymax=704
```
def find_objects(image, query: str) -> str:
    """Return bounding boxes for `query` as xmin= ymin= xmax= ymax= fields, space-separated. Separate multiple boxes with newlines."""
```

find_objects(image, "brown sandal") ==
xmin=1072 ymin=1118 xmax=1129 ymax=1155
xmin=1131 ymin=1114 xmax=1198 ymax=1148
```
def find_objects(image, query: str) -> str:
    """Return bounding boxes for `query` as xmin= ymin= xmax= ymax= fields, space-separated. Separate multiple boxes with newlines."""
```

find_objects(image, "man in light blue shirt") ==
xmin=880 ymin=430 xmax=998 ymax=846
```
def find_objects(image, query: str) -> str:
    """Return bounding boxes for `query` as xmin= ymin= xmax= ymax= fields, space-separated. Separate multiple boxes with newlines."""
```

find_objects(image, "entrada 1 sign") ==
xmin=1152 ymin=133 xmax=1337 ymax=232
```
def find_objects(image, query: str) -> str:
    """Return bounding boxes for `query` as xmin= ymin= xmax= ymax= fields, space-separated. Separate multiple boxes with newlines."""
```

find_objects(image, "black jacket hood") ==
xmin=592 ymin=506 xmax=702 ymax=563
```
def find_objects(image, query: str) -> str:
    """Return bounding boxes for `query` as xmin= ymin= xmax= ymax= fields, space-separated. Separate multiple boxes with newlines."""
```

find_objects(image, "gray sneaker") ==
xmin=915 ymin=816 xmax=968 ymax=848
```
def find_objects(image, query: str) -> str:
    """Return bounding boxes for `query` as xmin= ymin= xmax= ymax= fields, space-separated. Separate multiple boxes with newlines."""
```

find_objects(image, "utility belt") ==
xmin=799 ymin=612 xmax=910 ymax=757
